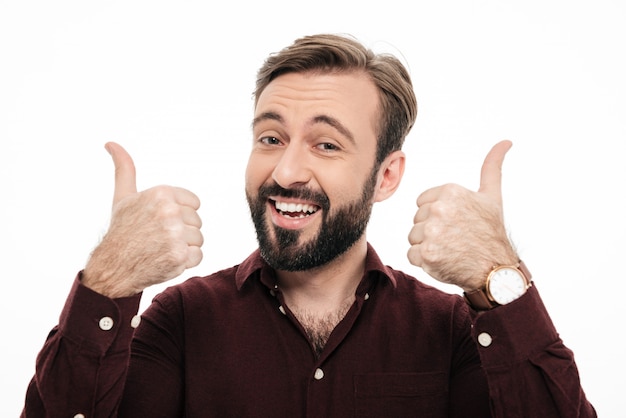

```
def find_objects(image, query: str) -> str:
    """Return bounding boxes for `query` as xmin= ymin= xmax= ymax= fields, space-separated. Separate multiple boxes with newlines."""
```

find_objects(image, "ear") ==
xmin=373 ymin=150 xmax=405 ymax=203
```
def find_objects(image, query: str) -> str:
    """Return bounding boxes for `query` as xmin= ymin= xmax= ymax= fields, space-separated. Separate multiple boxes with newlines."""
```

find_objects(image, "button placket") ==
xmin=477 ymin=332 xmax=493 ymax=347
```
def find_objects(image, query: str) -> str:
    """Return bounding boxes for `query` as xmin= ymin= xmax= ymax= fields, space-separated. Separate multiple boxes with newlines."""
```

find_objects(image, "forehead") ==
xmin=254 ymin=71 xmax=380 ymax=136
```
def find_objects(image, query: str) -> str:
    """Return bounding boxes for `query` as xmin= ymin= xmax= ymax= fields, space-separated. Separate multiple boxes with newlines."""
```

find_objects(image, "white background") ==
xmin=1 ymin=0 xmax=624 ymax=416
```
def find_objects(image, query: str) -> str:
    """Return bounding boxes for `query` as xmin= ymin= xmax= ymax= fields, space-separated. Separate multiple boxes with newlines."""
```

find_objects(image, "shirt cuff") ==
xmin=58 ymin=272 xmax=143 ymax=356
xmin=470 ymin=283 xmax=560 ymax=368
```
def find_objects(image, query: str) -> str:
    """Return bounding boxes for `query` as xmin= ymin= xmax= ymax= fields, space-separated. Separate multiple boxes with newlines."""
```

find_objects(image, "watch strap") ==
xmin=464 ymin=286 xmax=497 ymax=310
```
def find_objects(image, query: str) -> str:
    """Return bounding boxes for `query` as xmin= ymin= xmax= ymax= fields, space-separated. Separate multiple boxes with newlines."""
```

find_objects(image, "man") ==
xmin=22 ymin=34 xmax=595 ymax=417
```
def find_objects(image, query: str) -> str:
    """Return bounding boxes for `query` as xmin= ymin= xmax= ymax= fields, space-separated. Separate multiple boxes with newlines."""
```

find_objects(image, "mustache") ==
xmin=258 ymin=182 xmax=330 ymax=211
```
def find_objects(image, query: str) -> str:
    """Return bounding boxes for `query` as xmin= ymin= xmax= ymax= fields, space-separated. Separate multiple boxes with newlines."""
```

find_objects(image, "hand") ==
xmin=407 ymin=140 xmax=518 ymax=292
xmin=83 ymin=142 xmax=204 ymax=297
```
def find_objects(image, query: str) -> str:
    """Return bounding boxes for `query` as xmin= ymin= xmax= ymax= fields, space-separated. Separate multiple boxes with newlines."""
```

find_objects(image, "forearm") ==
xmin=22 ymin=275 xmax=142 ymax=418
xmin=472 ymin=285 xmax=596 ymax=417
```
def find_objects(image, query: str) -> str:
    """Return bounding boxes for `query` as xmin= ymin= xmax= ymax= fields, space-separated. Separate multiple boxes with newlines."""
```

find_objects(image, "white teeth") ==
xmin=274 ymin=200 xmax=318 ymax=215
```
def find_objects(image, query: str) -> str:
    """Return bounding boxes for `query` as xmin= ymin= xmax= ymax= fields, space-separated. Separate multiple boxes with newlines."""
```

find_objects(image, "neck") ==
xmin=275 ymin=238 xmax=368 ymax=357
xmin=276 ymin=237 xmax=368 ymax=312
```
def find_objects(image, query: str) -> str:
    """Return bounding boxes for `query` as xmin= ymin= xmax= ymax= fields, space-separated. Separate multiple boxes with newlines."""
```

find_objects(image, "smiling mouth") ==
xmin=271 ymin=199 xmax=320 ymax=219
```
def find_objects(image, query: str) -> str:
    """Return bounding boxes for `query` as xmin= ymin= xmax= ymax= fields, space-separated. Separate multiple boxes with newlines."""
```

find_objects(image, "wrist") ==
xmin=83 ymin=255 xmax=140 ymax=298
xmin=464 ymin=260 xmax=532 ymax=310
xmin=459 ymin=254 xmax=519 ymax=293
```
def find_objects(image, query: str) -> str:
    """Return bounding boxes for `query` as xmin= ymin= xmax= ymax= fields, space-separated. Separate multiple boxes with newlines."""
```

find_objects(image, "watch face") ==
xmin=488 ymin=267 xmax=527 ymax=305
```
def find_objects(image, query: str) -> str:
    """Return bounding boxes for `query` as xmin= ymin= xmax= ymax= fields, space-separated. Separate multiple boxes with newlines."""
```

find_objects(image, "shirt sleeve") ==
xmin=471 ymin=283 xmax=597 ymax=417
xmin=21 ymin=273 xmax=142 ymax=418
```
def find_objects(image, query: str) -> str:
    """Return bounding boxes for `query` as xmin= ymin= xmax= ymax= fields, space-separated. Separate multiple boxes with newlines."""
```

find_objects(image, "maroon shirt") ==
xmin=22 ymin=245 xmax=595 ymax=417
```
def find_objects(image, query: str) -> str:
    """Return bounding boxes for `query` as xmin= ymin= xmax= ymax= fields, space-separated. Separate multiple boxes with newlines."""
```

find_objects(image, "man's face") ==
xmin=245 ymin=71 xmax=381 ymax=271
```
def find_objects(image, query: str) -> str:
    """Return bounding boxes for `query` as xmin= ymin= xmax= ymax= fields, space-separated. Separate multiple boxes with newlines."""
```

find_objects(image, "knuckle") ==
xmin=422 ymin=221 xmax=440 ymax=239
xmin=441 ymin=183 xmax=462 ymax=194
xmin=167 ymin=244 xmax=189 ymax=268
xmin=406 ymin=247 xmax=421 ymax=266
xmin=420 ymin=241 xmax=442 ymax=265
xmin=197 ymin=231 xmax=205 ymax=247
xmin=440 ymin=183 xmax=468 ymax=203
xmin=428 ymin=200 xmax=446 ymax=216
xmin=187 ymin=247 xmax=203 ymax=267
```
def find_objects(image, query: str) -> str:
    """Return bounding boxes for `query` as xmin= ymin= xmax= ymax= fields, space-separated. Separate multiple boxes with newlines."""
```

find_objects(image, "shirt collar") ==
xmin=235 ymin=243 xmax=397 ymax=290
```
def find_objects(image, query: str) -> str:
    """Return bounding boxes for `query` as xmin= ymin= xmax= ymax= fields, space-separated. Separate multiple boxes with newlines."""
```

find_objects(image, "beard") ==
xmin=246 ymin=169 xmax=378 ymax=271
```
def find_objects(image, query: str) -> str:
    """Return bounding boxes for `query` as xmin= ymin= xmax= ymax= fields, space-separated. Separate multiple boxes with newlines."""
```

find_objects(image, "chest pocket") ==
xmin=353 ymin=372 xmax=448 ymax=418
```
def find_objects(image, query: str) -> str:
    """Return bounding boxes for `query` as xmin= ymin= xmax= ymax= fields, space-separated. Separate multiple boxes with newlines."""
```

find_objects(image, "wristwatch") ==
xmin=464 ymin=261 xmax=532 ymax=310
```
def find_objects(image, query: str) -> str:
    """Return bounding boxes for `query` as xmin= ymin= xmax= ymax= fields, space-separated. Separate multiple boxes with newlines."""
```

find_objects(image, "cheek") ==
xmin=245 ymin=154 xmax=271 ymax=190
xmin=319 ymin=167 xmax=368 ymax=205
xmin=244 ymin=161 xmax=255 ymax=191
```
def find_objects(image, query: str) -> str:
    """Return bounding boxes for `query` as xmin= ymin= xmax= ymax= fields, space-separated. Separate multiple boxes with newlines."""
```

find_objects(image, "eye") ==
xmin=316 ymin=142 xmax=340 ymax=152
xmin=260 ymin=136 xmax=282 ymax=146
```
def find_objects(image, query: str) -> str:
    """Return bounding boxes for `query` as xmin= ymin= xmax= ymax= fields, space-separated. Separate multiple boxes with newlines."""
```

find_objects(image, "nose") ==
xmin=272 ymin=142 xmax=312 ymax=189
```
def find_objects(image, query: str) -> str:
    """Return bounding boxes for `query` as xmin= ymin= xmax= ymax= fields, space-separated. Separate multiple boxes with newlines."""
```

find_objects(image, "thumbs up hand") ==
xmin=83 ymin=143 xmax=204 ymax=298
xmin=407 ymin=140 xmax=518 ymax=292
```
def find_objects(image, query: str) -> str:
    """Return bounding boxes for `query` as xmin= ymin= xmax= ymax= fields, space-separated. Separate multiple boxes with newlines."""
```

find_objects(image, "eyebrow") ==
xmin=252 ymin=111 xmax=355 ymax=144
xmin=311 ymin=114 xmax=355 ymax=144
xmin=252 ymin=111 xmax=283 ymax=128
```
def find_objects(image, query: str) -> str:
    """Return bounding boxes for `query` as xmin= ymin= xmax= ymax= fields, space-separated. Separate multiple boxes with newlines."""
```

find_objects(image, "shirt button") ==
xmin=278 ymin=306 xmax=286 ymax=315
xmin=314 ymin=368 xmax=324 ymax=380
xmin=130 ymin=315 xmax=141 ymax=328
xmin=364 ymin=293 xmax=370 ymax=300
xmin=74 ymin=414 xmax=85 ymax=418
xmin=477 ymin=332 xmax=493 ymax=347
xmin=99 ymin=316 xmax=114 ymax=331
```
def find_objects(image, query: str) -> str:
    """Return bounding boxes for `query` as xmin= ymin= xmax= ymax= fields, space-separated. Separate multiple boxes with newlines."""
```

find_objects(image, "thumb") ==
xmin=105 ymin=142 xmax=137 ymax=205
xmin=478 ymin=140 xmax=512 ymax=201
